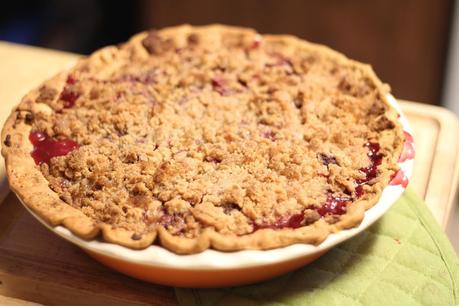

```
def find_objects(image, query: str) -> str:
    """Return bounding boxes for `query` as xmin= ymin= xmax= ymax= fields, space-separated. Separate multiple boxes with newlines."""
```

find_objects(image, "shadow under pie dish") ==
xmin=2 ymin=25 xmax=414 ymax=285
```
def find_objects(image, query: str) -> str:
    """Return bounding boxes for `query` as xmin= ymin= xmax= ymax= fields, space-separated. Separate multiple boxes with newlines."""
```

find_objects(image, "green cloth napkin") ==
xmin=175 ymin=187 xmax=459 ymax=306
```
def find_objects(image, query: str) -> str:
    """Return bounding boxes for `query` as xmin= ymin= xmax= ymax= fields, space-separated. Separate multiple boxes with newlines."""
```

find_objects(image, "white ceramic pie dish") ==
xmin=18 ymin=94 xmax=414 ymax=287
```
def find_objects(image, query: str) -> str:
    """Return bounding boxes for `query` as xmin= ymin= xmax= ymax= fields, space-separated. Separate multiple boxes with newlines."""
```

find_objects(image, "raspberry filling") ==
xmin=389 ymin=169 xmax=409 ymax=187
xmin=398 ymin=131 xmax=415 ymax=162
xmin=29 ymin=131 xmax=79 ymax=165
xmin=261 ymin=130 xmax=276 ymax=140
xmin=59 ymin=88 xmax=80 ymax=108
xmin=158 ymin=213 xmax=185 ymax=227
xmin=318 ymin=153 xmax=337 ymax=166
xmin=211 ymin=77 xmax=231 ymax=96
xmin=249 ymin=35 xmax=262 ymax=50
xmin=317 ymin=194 xmax=351 ymax=216
xmin=252 ymin=192 xmax=353 ymax=231
xmin=355 ymin=142 xmax=383 ymax=197
xmin=59 ymin=76 xmax=80 ymax=108
xmin=66 ymin=75 xmax=77 ymax=85
xmin=253 ymin=213 xmax=304 ymax=231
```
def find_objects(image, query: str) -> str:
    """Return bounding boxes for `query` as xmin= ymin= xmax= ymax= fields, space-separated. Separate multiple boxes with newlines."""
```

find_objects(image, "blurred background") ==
xmin=1 ymin=0 xmax=457 ymax=110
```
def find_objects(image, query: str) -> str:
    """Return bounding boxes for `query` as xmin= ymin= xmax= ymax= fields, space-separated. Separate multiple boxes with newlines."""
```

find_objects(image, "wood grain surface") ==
xmin=0 ymin=41 xmax=457 ymax=306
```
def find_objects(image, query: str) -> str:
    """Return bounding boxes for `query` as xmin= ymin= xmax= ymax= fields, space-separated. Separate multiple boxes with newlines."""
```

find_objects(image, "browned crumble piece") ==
xmin=187 ymin=33 xmax=200 ymax=45
xmin=3 ymin=134 xmax=11 ymax=147
xmin=142 ymin=30 xmax=174 ymax=54
xmin=36 ymin=86 xmax=58 ymax=103
xmin=24 ymin=113 xmax=34 ymax=125
xmin=131 ymin=233 xmax=142 ymax=241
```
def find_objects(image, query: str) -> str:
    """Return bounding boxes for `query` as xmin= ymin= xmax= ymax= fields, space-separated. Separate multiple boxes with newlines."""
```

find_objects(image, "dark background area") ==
xmin=0 ymin=0 xmax=454 ymax=104
xmin=0 ymin=0 xmax=141 ymax=54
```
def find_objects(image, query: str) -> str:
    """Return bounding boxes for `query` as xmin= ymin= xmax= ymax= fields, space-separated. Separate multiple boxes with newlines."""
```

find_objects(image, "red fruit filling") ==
xmin=389 ymin=169 xmax=409 ymax=188
xmin=59 ymin=87 xmax=80 ymax=108
xmin=156 ymin=213 xmax=187 ymax=235
xmin=317 ymin=194 xmax=351 ymax=216
xmin=355 ymin=142 xmax=383 ymax=197
xmin=58 ymin=76 xmax=80 ymax=108
xmin=29 ymin=131 xmax=79 ymax=165
xmin=66 ymin=75 xmax=77 ymax=85
xmin=253 ymin=213 xmax=304 ymax=231
xmin=399 ymin=141 xmax=415 ymax=163
xmin=398 ymin=131 xmax=415 ymax=162
xmin=211 ymin=77 xmax=231 ymax=96
xmin=249 ymin=35 xmax=262 ymax=49
xmin=355 ymin=185 xmax=365 ymax=198
xmin=252 ymin=192 xmax=353 ymax=232
xmin=261 ymin=130 xmax=276 ymax=140
xmin=403 ymin=131 xmax=413 ymax=143
xmin=318 ymin=153 xmax=337 ymax=166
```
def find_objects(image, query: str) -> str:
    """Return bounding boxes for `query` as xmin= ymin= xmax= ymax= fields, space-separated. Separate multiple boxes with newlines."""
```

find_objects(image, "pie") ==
xmin=1 ymin=25 xmax=406 ymax=254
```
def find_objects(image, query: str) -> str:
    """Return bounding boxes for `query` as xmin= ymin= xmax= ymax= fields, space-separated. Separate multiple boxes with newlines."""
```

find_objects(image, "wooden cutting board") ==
xmin=0 ymin=41 xmax=458 ymax=306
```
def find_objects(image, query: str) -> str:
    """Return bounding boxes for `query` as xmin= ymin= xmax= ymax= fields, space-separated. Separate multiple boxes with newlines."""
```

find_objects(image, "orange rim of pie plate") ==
xmin=18 ymin=94 xmax=414 ymax=288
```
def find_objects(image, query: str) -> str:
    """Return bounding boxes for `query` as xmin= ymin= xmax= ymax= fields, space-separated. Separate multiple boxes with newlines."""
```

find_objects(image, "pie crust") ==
xmin=1 ymin=25 xmax=404 ymax=254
